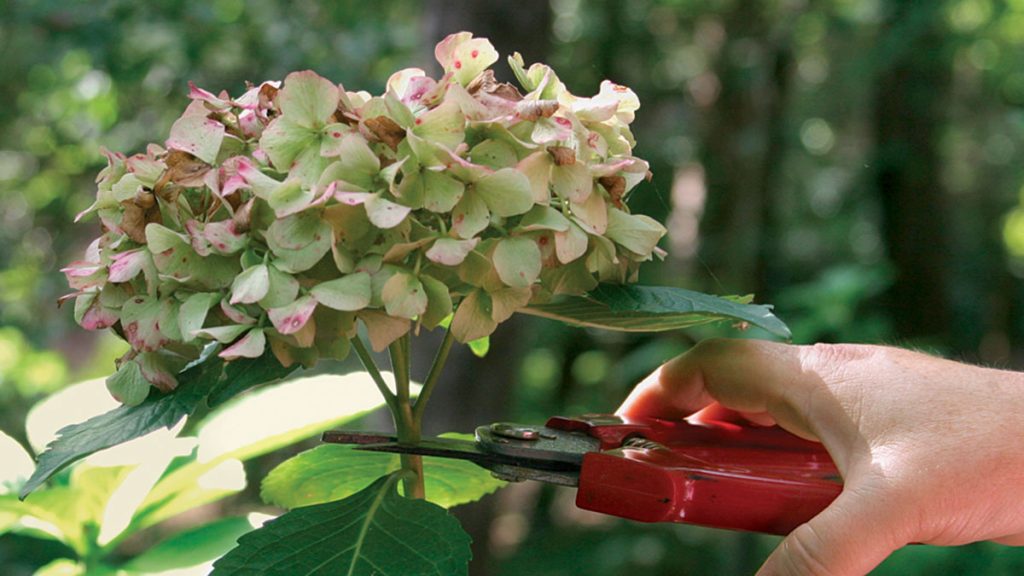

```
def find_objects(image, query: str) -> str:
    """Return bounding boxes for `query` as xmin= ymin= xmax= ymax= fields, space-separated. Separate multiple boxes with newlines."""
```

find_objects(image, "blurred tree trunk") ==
xmin=421 ymin=4 xmax=552 ymax=575
xmin=872 ymin=2 xmax=952 ymax=342
xmin=697 ymin=5 xmax=796 ymax=296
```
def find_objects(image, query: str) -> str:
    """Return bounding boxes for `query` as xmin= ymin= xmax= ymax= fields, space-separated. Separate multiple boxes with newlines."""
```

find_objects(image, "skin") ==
xmin=616 ymin=339 xmax=1024 ymax=576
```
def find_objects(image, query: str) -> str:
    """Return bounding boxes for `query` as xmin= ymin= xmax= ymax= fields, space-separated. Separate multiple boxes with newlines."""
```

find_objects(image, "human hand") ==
xmin=617 ymin=339 xmax=1024 ymax=575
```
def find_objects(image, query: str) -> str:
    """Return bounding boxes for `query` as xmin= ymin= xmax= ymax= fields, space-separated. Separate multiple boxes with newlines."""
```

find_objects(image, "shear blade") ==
xmin=321 ymin=430 xmax=581 ymax=474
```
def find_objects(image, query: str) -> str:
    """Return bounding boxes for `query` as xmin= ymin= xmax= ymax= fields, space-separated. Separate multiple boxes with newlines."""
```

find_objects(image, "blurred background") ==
xmin=3 ymin=0 xmax=1024 ymax=574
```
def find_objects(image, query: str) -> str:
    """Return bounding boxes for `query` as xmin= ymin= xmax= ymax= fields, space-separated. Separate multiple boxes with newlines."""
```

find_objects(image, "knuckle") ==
xmin=779 ymin=522 xmax=835 ymax=576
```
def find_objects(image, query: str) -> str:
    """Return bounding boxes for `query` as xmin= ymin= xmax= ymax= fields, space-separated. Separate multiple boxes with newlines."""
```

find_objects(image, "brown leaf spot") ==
xmin=365 ymin=116 xmax=406 ymax=151
xmin=160 ymin=150 xmax=211 ymax=190
xmin=467 ymin=71 xmax=523 ymax=102
xmin=515 ymin=99 xmax=559 ymax=121
xmin=548 ymin=146 xmax=576 ymax=166
xmin=599 ymin=175 xmax=627 ymax=208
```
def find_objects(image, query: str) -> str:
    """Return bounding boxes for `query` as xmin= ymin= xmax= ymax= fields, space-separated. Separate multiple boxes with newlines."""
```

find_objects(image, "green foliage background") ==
xmin=3 ymin=0 xmax=1024 ymax=574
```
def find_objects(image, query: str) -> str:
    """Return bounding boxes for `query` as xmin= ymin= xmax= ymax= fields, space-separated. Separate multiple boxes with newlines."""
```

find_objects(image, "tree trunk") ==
xmin=872 ymin=2 xmax=952 ymax=342
xmin=697 ymin=5 xmax=796 ymax=296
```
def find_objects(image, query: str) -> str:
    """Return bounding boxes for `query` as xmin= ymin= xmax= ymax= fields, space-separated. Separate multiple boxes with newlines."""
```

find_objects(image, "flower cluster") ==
xmin=63 ymin=32 xmax=666 ymax=404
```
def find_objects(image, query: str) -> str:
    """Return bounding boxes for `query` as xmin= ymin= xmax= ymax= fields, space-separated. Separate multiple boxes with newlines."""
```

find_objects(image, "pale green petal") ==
xmin=474 ymin=168 xmax=533 ymax=217
xmin=492 ymin=237 xmax=542 ymax=288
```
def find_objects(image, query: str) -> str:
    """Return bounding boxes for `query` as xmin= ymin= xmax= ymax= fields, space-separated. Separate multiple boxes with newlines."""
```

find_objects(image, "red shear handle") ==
xmin=549 ymin=415 xmax=842 ymax=534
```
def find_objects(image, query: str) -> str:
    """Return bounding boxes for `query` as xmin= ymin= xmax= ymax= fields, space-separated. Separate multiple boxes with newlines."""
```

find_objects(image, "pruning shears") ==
xmin=322 ymin=414 xmax=842 ymax=535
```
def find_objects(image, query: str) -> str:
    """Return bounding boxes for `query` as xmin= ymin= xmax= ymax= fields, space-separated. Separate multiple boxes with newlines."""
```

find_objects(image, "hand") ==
xmin=616 ymin=339 xmax=1024 ymax=576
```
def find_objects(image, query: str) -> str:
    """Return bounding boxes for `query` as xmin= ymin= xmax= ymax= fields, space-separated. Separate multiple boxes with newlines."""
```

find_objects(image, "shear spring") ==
xmin=622 ymin=436 xmax=667 ymax=451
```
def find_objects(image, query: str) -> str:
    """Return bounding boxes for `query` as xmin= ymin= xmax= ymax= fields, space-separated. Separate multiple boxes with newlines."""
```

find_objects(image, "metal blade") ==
xmin=321 ymin=430 xmax=582 ymax=479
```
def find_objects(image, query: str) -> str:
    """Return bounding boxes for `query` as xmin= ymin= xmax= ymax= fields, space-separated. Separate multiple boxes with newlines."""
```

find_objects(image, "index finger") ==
xmin=616 ymin=338 xmax=815 ymax=438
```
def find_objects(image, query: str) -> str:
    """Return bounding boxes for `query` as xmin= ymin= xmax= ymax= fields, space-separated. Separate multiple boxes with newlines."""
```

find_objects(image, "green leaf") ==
xmin=492 ymin=237 xmax=542 ymax=288
xmin=21 ymin=352 xmax=296 ymax=498
xmin=262 ymin=436 xmax=505 ymax=510
xmin=522 ymin=284 xmax=792 ymax=338
xmin=122 ymin=516 xmax=255 ymax=573
xmin=474 ymin=168 xmax=534 ymax=217
xmin=467 ymin=337 xmax=490 ymax=357
xmin=213 ymin=474 xmax=471 ymax=576
xmin=311 ymin=271 xmax=372 ymax=311
xmin=206 ymin=348 xmax=299 ymax=407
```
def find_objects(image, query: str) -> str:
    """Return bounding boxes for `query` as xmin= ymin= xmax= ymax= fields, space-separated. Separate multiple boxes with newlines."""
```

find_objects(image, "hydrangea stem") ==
xmin=389 ymin=335 xmax=425 ymax=499
xmin=412 ymin=328 xmax=455 ymax=427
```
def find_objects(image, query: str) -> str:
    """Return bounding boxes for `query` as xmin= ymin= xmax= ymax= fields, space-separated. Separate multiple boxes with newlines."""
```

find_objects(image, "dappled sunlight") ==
xmin=25 ymin=377 xmax=117 ymax=453
xmin=195 ymin=371 xmax=416 ymax=464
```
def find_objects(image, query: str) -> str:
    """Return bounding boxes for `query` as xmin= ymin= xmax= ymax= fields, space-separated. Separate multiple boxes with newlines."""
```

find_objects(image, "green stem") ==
xmin=412 ymin=328 xmax=455 ymax=426
xmin=351 ymin=336 xmax=398 ymax=415
xmin=389 ymin=336 xmax=425 ymax=499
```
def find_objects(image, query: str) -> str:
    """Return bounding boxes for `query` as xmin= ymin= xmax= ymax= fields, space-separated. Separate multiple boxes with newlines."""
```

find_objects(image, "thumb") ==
xmin=757 ymin=490 xmax=902 ymax=576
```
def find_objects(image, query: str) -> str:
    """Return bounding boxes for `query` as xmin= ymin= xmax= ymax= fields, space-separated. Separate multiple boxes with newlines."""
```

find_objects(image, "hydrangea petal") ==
xmin=262 ymin=264 xmax=301 ymax=309
xmin=435 ymin=32 xmax=499 ymax=86
xmin=220 ymin=328 xmax=267 ymax=360
xmin=277 ymin=70 xmax=339 ymax=127
xmin=230 ymin=264 xmax=270 ymax=304
xmin=167 ymin=100 xmax=225 ymax=164
xmin=422 ymin=170 xmax=465 ymax=213
xmin=570 ymin=190 xmax=608 ymax=235
xmin=260 ymin=117 xmax=318 ymax=172
xmin=474 ymin=168 xmax=533 ymax=217
xmin=493 ymin=237 xmax=542 ymax=288
xmin=426 ymin=237 xmax=479 ymax=266
xmin=516 ymin=151 xmax=553 ymax=205
xmin=519 ymin=205 xmax=571 ymax=232
xmin=310 ymin=272 xmax=371 ymax=311
xmin=106 ymin=360 xmax=150 ymax=406
xmin=359 ymin=310 xmax=411 ymax=352
xmin=381 ymin=271 xmax=428 ymax=319
xmin=120 ymin=296 xmax=167 ymax=352
xmin=450 ymin=289 xmax=497 ymax=343
xmin=551 ymin=162 xmax=593 ymax=204
xmin=179 ymin=292 xmax=220 ymax=341
xmin=269 ymin=295 xmax=318 ymax=335
xmin=554 ymin=220 xmax=589 ymax=264
xmin=419 ymin=274 xmax=452 ymax=329
xmin=605 ymin=209 xmax=667 ymax=256
xmin=451 ymin=192 xmax=489 ymax=239
xmin=490 ymin=286 xmax=532 ymax=323
xmin=364 ymin=194 xmax=412 ymax=229
xmin=412 ymin=98 xmax=465 ymax=149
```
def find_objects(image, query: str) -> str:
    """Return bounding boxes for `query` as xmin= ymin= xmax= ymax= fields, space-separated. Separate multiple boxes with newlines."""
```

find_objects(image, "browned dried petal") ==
xmin=232 ymin=197 xmax=254 ymax=231
xmin=599 ymin=175 xmax=627 ymax=208
xmin=120 ymin=202 xmax=148 ymax=243
xmin=134 ymin=189 xmax=156 ymax=209
xmin=365 ymin=116 xmax=406 ymax=150
xmin=516 ymin=99 xmax=559 ymax=121
xmin=163 ymin=149 xmax=211 ymax=188
xmin=467 ymin=70 xmax=523 ymax=102
xmin=548 ymin=146 xmax=576 ymax=166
